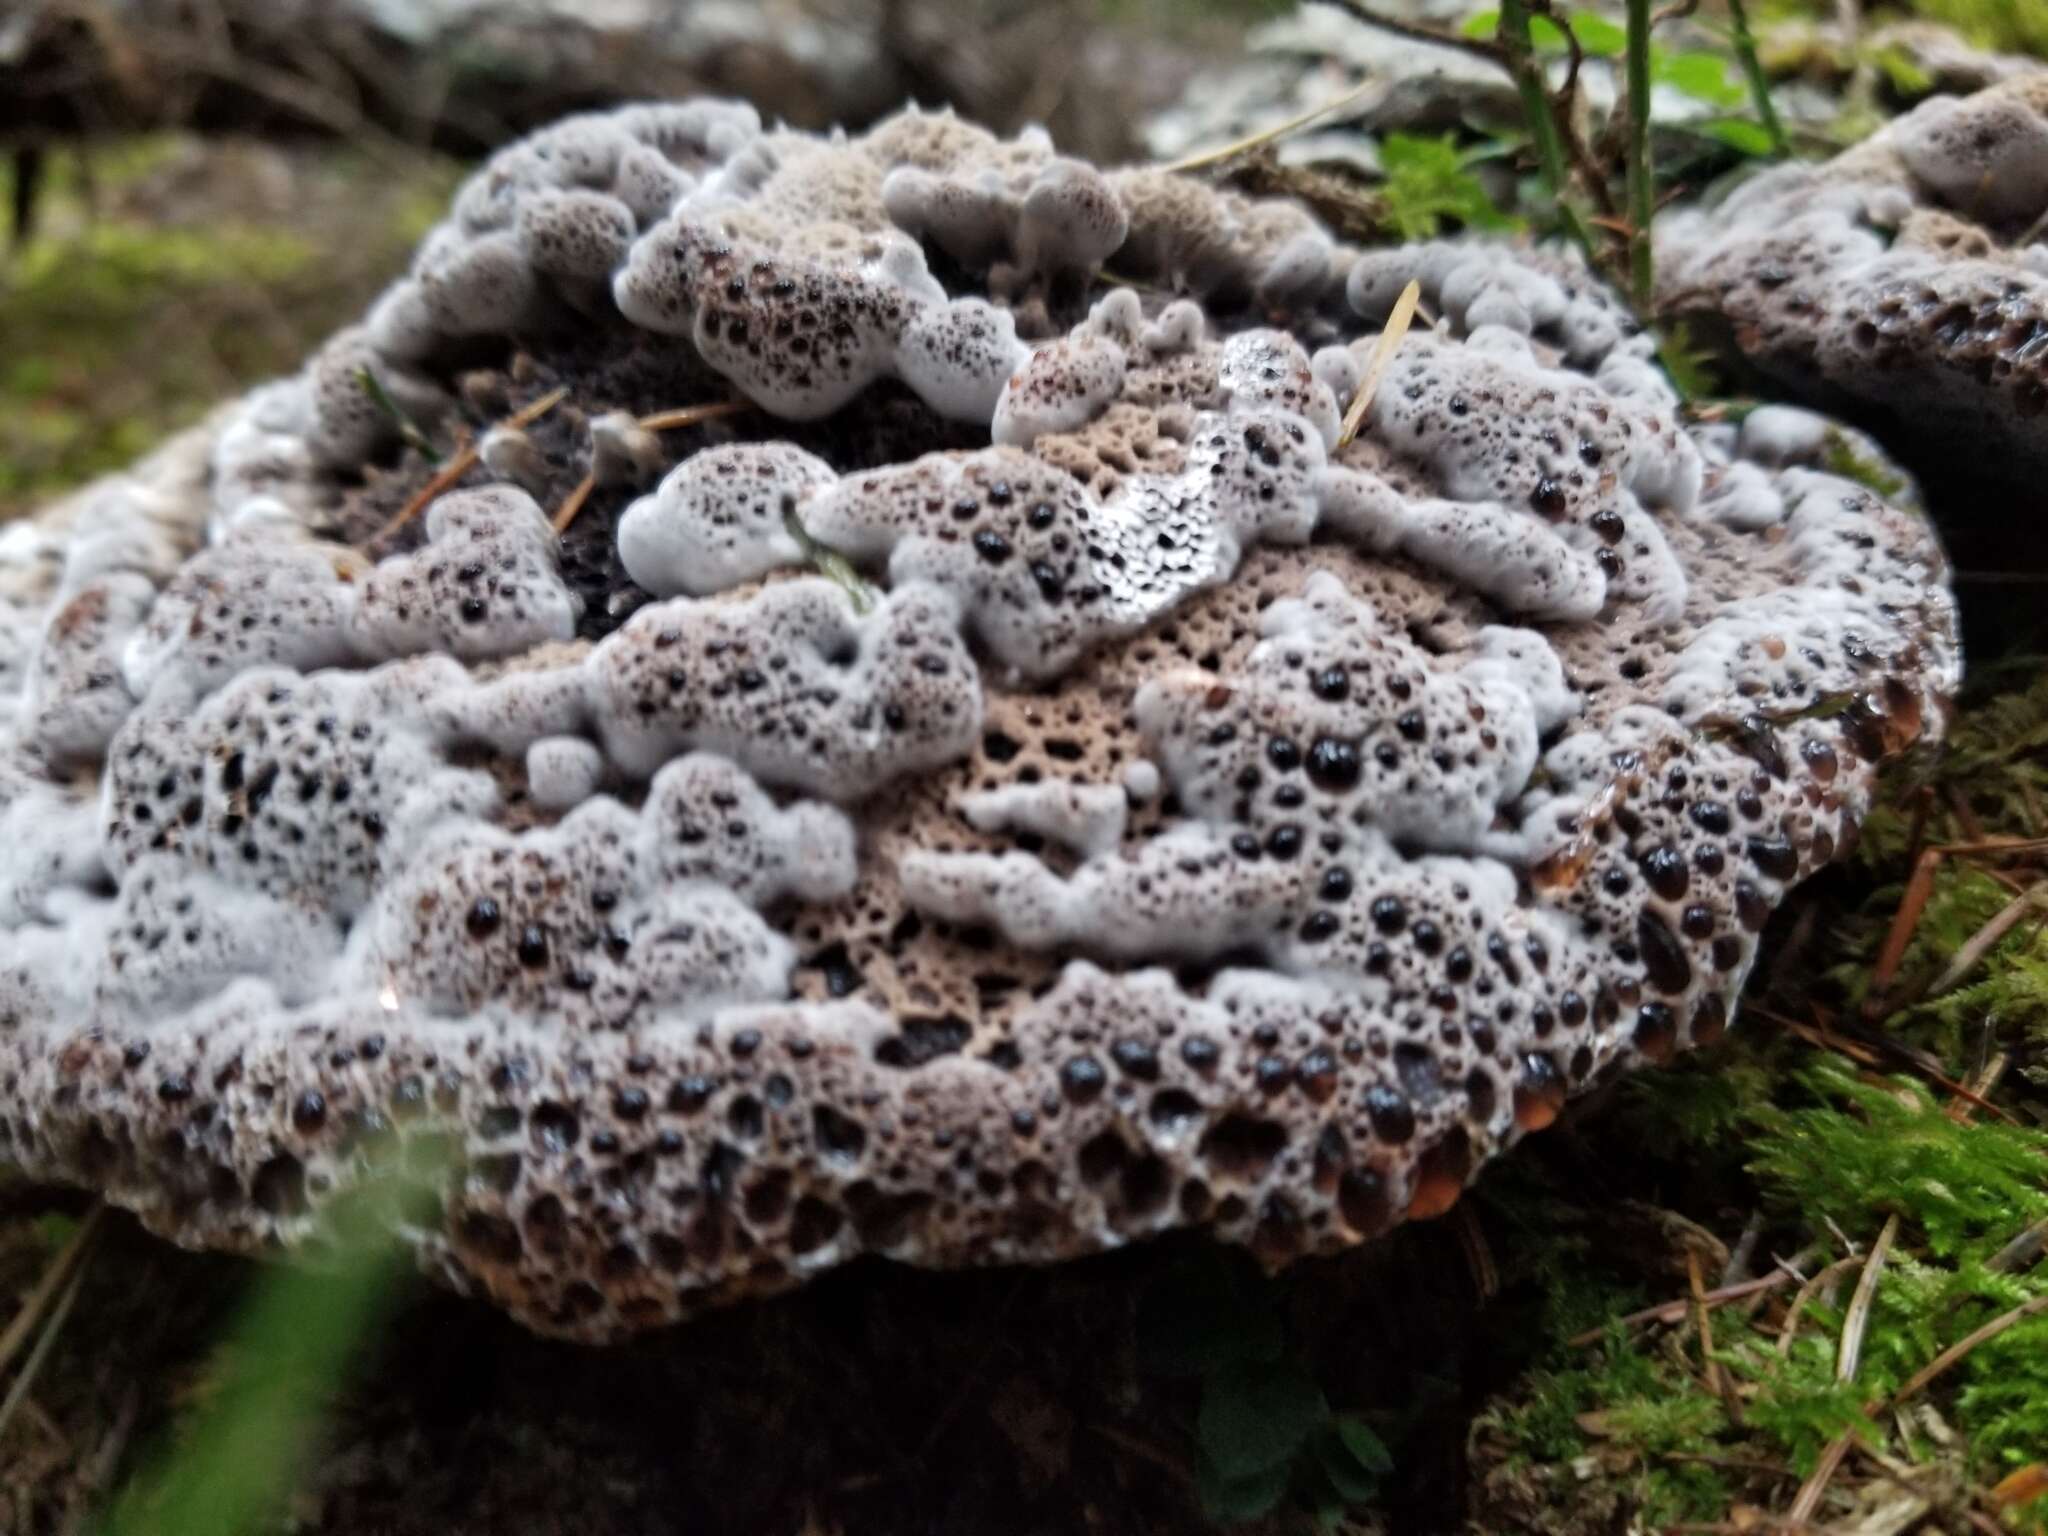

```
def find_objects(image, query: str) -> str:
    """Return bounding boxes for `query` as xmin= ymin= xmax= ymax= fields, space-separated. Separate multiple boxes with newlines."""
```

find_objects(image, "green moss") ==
xmin=0 ymin=138 xmax=458 ymax=519
xmin=1820 ymin=427 xmax=1909 ymax=502
xmin=1902 ymin=0 xmax=2048 ymax=54
xmin=0 ymin=222 xmax=310 ymax=504
xmin=1486 ymin=1366 xmax=1596 ymax=1464
xmin=1376 ymin=134 xmax=1524 ymax=241
xmin=1749 ymin=1063 xmax=2048 ymax=1256
xmin=1481 ymin=1062 xmax=2048 ymax=1510
xmin=1473 ymin=645 xmax=2048 ymax=1530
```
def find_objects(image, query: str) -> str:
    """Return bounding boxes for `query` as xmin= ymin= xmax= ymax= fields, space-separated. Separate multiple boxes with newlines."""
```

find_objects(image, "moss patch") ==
xmin=1468 ymin=658 xmax=2048 ymax=1533
xmin=0 ymin=137 xmax=455 ymax=519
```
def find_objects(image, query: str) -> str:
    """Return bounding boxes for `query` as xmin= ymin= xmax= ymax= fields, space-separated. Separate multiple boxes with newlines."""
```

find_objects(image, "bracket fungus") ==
xmin=0 ymin=100 xmax=1957 ymax=1340
xmin=1658 ymin=75 xmax=2048 ymax=483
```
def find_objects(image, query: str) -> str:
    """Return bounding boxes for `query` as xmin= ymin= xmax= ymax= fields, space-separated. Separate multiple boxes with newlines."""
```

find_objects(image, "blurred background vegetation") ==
xmin=0 ymin=0 xmax=2037 ymax=517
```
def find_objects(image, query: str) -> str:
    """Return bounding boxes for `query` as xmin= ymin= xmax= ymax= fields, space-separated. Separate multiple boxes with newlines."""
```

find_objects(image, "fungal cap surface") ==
xmin=0 ymin=99 xmax=1959 ymax=1340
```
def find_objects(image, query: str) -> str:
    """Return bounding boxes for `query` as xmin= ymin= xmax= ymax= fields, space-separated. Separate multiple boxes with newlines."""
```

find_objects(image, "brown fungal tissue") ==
xmin=1657 ymin=74 xmax=2048 ymax=481
xmin=0 ymin=99 xmax=1957 ymax=1340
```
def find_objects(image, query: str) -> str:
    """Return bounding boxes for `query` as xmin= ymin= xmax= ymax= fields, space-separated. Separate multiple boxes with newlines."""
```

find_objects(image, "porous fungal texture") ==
xmin=0 ymin=100 xmax=1957 ymax=1340
xmin=1656 ymin=73 xmax=2048 ymax=479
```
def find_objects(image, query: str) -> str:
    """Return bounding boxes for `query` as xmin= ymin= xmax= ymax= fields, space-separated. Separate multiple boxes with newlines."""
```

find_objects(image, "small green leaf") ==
xmin=1701 ymin=118 xmax=1777 ymax=156
xmin=784 ymin=504 xmax=876 ymax=613
xmin=1460 ymin=10 xmax=1500 ymax=38
xmin=1527 ymin=13 xmax=1569 ymax=50
xmin=1657 ymin=51 xmax=1744 ymax=107
xmin=1567 ymin=11 xmax=1628 ymax=56
xmin=1336 ymin=1412 xmax=1395 ymax=1475
xmin=1197 ymin=1357 xmax=1328 ymax=1479
xmin=1378 ymin=132 xmax=1522 ymax=240
xmin=1655 ymin=319 xmax=1723 ymax=402
xmin=1195 ymin=1454 xmax=1292 ymax=1525
xmin=1314 ymin=1429 xmax=1382 ymax=1502
xmin=1867 ymin=44 xmax=1933 ymax=97
xmin=354 ymin=365 xmax=442 ymax=464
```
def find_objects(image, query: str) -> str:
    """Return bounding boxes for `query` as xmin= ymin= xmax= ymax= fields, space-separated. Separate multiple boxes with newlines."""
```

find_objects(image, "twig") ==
xmin=1534 ymin=0 xmax=1586 ymax=102
xmin=1453 ymin=1203 xmax=1500 ymax=1301
xmin=1723 ymin=0 xmax=1788 ymax=156
xmin=1338 ymin=278 xmax=1422 ymax=448
xmin=1946 ymin=1048 xmax=2007 ymax=1125
xmin=1658 ymin=1450 xmax=1796 ymax=1480
xmin=1780 ymin=1061 xmax=2018 ymax=1460
xmin=1775 ymin=1255 xmax=1860 ymax=1357
xmin=82 ymin=1382 xmax=139 ymax=1497
xmin=1527 ymin=0 xmax=1619 ymax=222
xmin=364 ymin=386 xmax=567 ymax=549
xmin=2020 ymin=780 xmax=2048 ymax=839
xmin=1863 ymin=835 xmax=2048 ymax=1032
xmin=1745 ymin=1243 xmax=1822 ymax=1321
xmin=1750 ymin=1004 xmax=2018 ymax=1123
xmin=635 ymin=401 xmax=751 ymax=434
xmin=1823 ymin=1217 xmax=1860 ymax=1263
xmin=0 ymin=1241 xmax=95 ymax=1445
xmin=1320 ymin=0 xmax=1507 ymax=64
xmin=1991 ymin=1462 xmax=2048 ymax=1510
xmin=1884 ymin=1294 xmax=2048 ymax=1417
xmin=1791 ymin=1283 xmax=2048 ymax=1520
xmin=1923 ymin=883 xmax=2048 ymax=1000
xmin=549 ymin=473 xmax=597 ymax=536
xmin=550 ymin=400 xmax=751 ymax=536
xmin=1836 ymin=0 xmax=1862 ymax=51
xmin=1934 ymin=834 xmax=2048 ymax=857
xmin=1836 ymin=1214 xmax=1897 ymax=1384
xmin=1948 ymin=787 xmax=1988 ymax=846
xmin=1689 ymin=1250 xmax=1743 ymax=1428
xmin=1785 ymin=1214 xmax=1899 ymax=1524
xmin=1987 ymin=1215 xmax=2048 ymax=1274
xmin=1568 ymin=1268 xmax=1793 ymax=1348
xmin=1721 ymin=1210 xmax=1765 ymax=1287
xmin=0 ymin=1206 xmax=104 ymax=1380
xmin=1865 ymin=846 xmax=1943 ymax=1017
xmin=1622 ymin=0 xmax=1656 ymax=311
xmin=117 ymin=28 xmax=420 ymax=175
xmin=1496 ymin=0 xmax=1601 ymax=269
xmin=1161 ymin=77 xmax=1386 ymax=176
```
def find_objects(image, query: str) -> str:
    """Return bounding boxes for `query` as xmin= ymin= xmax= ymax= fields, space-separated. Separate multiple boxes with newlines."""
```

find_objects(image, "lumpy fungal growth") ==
xmin=0 ymin=99 xmax=1957 ymax=1340
xmin=1657 ymin=74 xmax=2048 ymax=483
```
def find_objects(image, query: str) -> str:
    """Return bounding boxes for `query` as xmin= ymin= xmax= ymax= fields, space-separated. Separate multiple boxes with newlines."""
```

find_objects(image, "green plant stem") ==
xmin=354 ymin=366 xmax=441 ymax=464
xmin=1495 ymin=0 xmax=1597 ymax=266
xmin=784 ymin=503 xmax=876 ymax=614
xmin=1724 ymin=0 xmax=1788 ymax=156
xmin=1624 ymin=0 xmax=1656 ymax=313
xmin=89 ymin=1157 xmax=451 ymax=1536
